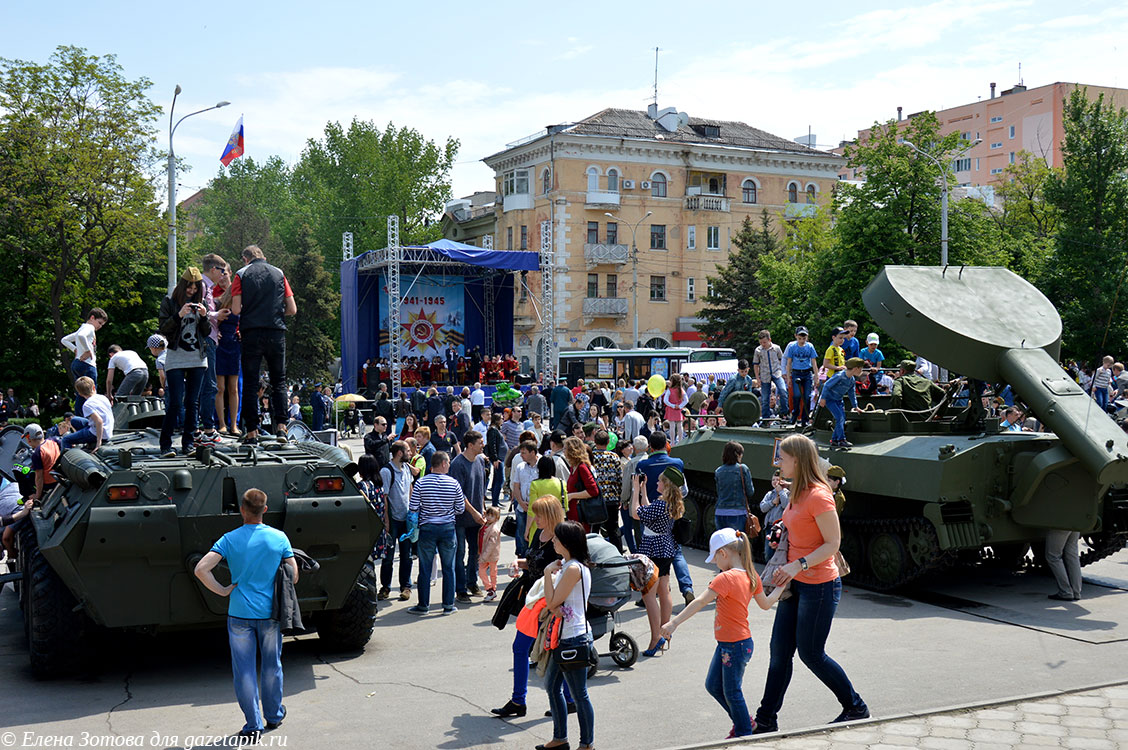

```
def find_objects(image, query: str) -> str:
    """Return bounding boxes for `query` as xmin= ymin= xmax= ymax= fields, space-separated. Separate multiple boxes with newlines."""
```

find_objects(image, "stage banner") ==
xmin=379 ymin=275 xmax=465 ymax=358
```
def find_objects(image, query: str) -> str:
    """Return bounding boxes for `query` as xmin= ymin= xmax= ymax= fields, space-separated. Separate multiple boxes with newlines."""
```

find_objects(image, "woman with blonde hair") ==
xmin=563 ymin=436 xmax=599 ymax=526
xmin=490 ymin=495 xmax=574 ymax=719
xmin=752 ymin=434 xmax=868 ymax=734
xmin=630 ymin=464 xmax=685 ymax=656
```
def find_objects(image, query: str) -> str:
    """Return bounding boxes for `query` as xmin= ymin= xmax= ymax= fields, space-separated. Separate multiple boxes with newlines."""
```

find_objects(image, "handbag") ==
xmin=739 ymin=465 xmax=763 ymax=540
xmin=551 ymin=564 xmax=597 ymax=672
xmin=575 ymin=468 xmax=609 ymax=525
xmin=501 ymin=515 xmax=517 ymax=538
xmin=671 ymin=516 xmax=693 ymax=545
xmin=834 ymin=550 xmax=851 ymax=578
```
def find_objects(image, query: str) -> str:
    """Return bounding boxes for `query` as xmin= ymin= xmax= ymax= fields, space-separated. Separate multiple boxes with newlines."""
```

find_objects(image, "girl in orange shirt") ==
xmin=752 ymin=433 xmax=869 ymax=734
xmin=661 ymin=528 xmax=782 ymax=738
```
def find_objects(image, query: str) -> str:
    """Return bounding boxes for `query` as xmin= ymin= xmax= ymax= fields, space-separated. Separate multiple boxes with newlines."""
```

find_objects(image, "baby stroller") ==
xmin=584 ymin=534 xmax=639 ymax=673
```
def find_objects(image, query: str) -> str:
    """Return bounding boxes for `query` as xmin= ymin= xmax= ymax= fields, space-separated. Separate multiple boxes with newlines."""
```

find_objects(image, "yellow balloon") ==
xmin=647 ymin=374 xmax=667 ymax=398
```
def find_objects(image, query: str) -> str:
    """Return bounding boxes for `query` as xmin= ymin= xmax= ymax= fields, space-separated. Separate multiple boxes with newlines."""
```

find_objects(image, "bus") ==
xmin=557 ymin=347 xmax=736 ymax=385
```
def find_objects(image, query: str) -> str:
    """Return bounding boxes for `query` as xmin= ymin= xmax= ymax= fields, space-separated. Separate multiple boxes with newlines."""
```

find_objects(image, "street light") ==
xmin=606 ymin=210 xmax=652 ymax=348
xmin=902 ymin=138 xmax=981 ymax=267
xmin=167 ymin=85 xmax=230 ymax=292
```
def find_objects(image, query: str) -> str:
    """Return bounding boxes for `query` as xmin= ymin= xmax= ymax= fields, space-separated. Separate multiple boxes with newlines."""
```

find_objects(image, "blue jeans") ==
xmin=755 ymin=578 xmax=865 ymax=730
xmin=620 ymin=506 xmax=638 ymax=554
xmin=60 ymin=416 xmax=96 ymax=450
xmin=761 ymin=375 xmax=789 ymax=419
xmin=673 ymin=548 xmax=693 ymax=594
xmin=489 ymin=464 xmax=504 ymax=507
xmin=70 ymin=359 xmax=97 ymax=414
xmin=161 ymin=367 xmax=205 ymax=452
xmin=544 ymin=634 xmax=595 ymax=746
xmin=715 ymin=513 xmax=746 ymax=532
xmin=381 ymin=518 xmax=414 ymax=591
xmin=514 ymin=507 xmax=528 ymax=557
xmin=416 ymin=522 xmax=456 ymax=609
xmin=707 ymin=638 xmax=755 ymax=736
xmin=826 ymin=398 xmax=846 ymax=442
xmin=455 ymin=524 xmax=480 ymax=594
xmin=790 ymin=370 xmax=813 ymax=424
xmin=512 ymin=631 xmax=572 ymax=705
xmin=200 ymin=338 xmax=218 ymax=429
xmin=1095 ymin=388 xmax=1109 ymax=411
xmin=227 ymin=616 xmax=285 ymax=733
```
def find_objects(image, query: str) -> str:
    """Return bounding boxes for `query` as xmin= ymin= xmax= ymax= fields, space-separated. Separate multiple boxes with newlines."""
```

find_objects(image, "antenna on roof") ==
xmin=653 ymin=47 xmax=660 ymax=109
xmin=1018 ymin=61 xmax=1023 ymax=86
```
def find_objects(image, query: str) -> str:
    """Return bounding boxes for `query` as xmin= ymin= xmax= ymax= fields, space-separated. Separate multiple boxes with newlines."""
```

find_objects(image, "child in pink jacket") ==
xmin=478 ymin=506 xmax=502 ymax=601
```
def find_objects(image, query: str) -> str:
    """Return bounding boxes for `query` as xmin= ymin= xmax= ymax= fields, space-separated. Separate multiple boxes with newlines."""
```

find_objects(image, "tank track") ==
xmin=839 ymin=516 xmax=953 ymax=592
xmin=1080 ymin=532 xmax=1128 ymax=567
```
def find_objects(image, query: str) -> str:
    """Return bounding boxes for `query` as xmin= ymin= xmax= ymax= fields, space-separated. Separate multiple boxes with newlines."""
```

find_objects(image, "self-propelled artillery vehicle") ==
xmin=672 ymin=266 xmax=1128 ymax=590
xmin=3 ymin=410 xmax=382 ymax=678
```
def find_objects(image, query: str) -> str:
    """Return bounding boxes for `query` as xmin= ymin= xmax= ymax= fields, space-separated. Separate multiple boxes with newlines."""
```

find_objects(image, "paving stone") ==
xmin=1015 ymin=711 xmax=1059 ymax=725
xmin=975 ymin=719 xmax=1017 ymax=731
xmin=974 ymin=708 xmax=1023 ymax=721
xmin=967 ymin=727 xmax=1022 ymax=744
xmin=1061 ymin=713 xmax=1111 ymax=728
xmin=1062 ymin=704 xmax=1104 ymax=718
xmin=1060 ymin=694 xmax=1110 ymax=708
xmin=931 ymin=726 xmax=970 ymax=739
xmin=968 ymin=742 xmax=1014 ymax=750
xmin=883 ymin=722 xmax=930 ymax=737
xmin=931 ymin=714 xmax=980 ymax=729
xmin=1014 ymin=721 xmax=1066 ymax=738
xmin=1016 ymin=734 xmax=1063 ymax=747
xmin=1063 ymin=737 xmax=1115 ymax=750
xmin=867 ymin=744 xmax=922 ymax=750
xmin=918 ymin=736 xmax=973 ymax=750
xmin=1109 ymin=727 xmax=1128 ymax=742
xmin=1021 ymin=702 xmax=1065 ymax=716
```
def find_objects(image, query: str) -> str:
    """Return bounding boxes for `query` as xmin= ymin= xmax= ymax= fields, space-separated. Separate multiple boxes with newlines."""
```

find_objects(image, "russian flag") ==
xmin=220 ymin=116 xmax=244 ymax=166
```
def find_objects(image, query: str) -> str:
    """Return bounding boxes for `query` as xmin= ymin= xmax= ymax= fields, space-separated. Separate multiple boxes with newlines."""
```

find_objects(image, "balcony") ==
xmin=685 ymin=195 xmax=730 ymax=212
xmin=584 ymin=242 xmax=629 ymax=267
xmin=585 ymin=190 xmax=621 ymax=208
xmin=583 ymin=297 xmax=629 ymax=319
xmin=513 ymin=314 xmax=537 ymax=331
xmin=502 ymin=193 xmax=533 ymax=212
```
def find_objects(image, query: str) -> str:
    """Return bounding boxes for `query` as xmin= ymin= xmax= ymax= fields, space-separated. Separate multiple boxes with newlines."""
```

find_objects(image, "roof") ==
xmin=561 ymin=108 xmax=820 ymax=155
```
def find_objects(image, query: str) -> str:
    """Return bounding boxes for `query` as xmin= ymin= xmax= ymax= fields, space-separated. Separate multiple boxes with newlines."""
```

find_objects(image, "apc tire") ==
xmin=316 ymin=561 xmax=378 ymax=651
xmin=25 ymin=531 xmax=86 ymax=678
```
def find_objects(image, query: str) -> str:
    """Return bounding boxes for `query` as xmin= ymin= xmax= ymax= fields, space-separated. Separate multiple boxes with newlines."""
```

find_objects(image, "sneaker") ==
xmin=484 ymin=590 xmax=497 ymax=602
xmin=377 ymin=586 xmax=391 ymax=601
xmin=192 ymin=431 xmax=205 ymax=445
xmin=442 ymin=605 xmax=457 ymax=614
xmin=234 ymin=729 xmax=260 ymax=745
xmin=455 ymin=592 xmax=472 ymax=603
xmin=160 ymin=449 xmax=177 ymax=459
xmin=205 ymin=430 xmax=222 ymax=444
xmin=683 ymin=590 xmax=695 ymax=606
xmin=398 ymin=589 xmax=412 ymax=601
xmin=751 ymin=723 xmax=776 ymax=735
xmin=407 ymin=605 xmax=428 ymax=615
xmin=467 ymin=584 xmax=482 ymax=596
xmin=831 ymin=705 xmax=870 ymax=723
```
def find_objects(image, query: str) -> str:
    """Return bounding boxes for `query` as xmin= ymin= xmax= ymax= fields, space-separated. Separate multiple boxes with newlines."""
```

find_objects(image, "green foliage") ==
xmin=0 ymin=45 xmax=165 ymax=400
xmin=1044 ymin=88 xmax=1128 ymax=361
xmin=697 ymin=214 xmax=777 ymax=355
xmin=286 ymin=224 xmax=339 ymax=382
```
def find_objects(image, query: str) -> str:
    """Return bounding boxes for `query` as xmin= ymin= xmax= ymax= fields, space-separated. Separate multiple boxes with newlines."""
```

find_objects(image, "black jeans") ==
xmin=381 ymin=518 xmax=415 ymax=591
xmin=241 ymin=328 xmax=287 ymax=433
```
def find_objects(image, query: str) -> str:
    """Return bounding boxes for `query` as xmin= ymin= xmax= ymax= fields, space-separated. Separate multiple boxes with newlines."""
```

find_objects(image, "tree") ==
xmin=991 ymin=151 xmax=1058 ymax=283
xmin=286 ymin=224 xmax=339 ymax=382
xmin=1044 ymin=88 xmax=1128 ymax=360
xmin=0 ymin=46 xmax=164 ymax=399
xmin=697 ymin=213 xmax=778 ymax=355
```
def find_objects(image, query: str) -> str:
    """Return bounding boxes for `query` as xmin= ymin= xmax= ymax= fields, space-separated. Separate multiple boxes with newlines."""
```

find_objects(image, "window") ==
xmin=587 ymin=273 xmax=599 ymax=298
xmin=990 ymin=115 xmax=1003 ymax=123
xmin=706 ymin=226 xmax=720 ymax=251
xmin=588 ymin=336 xmax=616 ymax=350
xmin=990 ymin=167 xmax=1004 ymax=175
xmin=742 ymin=179 xmax=758 ymax=204
xmin=586 ymin=166 xmax=599 ymax=192
xmin=587 ymin=221 xmax=599 ymax=244
xmin=975 ymin=158 xmax=980 ymax=171
xmin=1009 ymin=125 xmax=1016 ymax=139
xmin=651 ymin=173 xmax=667 ymax=197
xmin=650 ymin=276 xmax=666 ymax=301
xmin=507 ymin=226 xmax=513 ymax=251
xmin=644 ymin=336 xmax=670 ymax=349
xmin=687 ymin=277 xmax=696 ymax=302
xmin=1009 ymin=152 xmax=1016 ymax=164
xmin=606 ymin=168 xmax=619 ymax=192
xmin=606 ymin=274 xmax=618 ymax=298
xmin=650 ymin=224 xmax=666 ymax=250
xmin=687 ymin=225 xmax=696 ymax=250
xmin=990 ymin=142 xmax=1002 ymax=150
xmin=503 ymin=169 xmax=529 ymax=195
xmin=787 ymin=182 xmax=799 ymax=203
xmin=606 ymin=222 xmax=618 ymax=245
xmin=518 ymin=270 xmax=528 ymax=301
xmin=953 ymin=157 xmax=971 ymax=172
xmin=520 ymin=225 xmax=528 ymax=250
xmin=708 ymin=177 xmax=721 ymax=194
xmin=542 ymin=168 xmax=551 ymax=194
xmin=961 ymin=131 xmax=971 ymax=140
xmin=806 ymin=184 xmax=816 ymax=204
xmin=706 ymin=280 xmax=715 ymax=298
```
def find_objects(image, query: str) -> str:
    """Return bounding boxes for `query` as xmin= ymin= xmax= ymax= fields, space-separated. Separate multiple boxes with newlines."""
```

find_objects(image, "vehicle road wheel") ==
xmin=867 ymin=531 xmax=908 ymax=590
xmin=26 ymin=534 xmax=86 ymax=678
xmin=838 ymin=524 xmax=865 ymax=576
xmin=316 ymin=561 xmax=378 ymax=651
xmin=609 ymin=631 xmax=638 ymax=668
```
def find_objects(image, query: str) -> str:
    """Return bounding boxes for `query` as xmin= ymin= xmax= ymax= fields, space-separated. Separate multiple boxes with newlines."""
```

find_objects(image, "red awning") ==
xmin=672 ymin=330 xmax=703 ymax=342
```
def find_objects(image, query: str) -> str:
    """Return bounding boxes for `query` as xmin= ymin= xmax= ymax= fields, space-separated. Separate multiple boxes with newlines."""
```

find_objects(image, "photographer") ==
xmin=157 ymin=267 xmax=211 ymax=457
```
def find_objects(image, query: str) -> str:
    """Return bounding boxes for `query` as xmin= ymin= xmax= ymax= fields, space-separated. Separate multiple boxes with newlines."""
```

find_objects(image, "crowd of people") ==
xmin=360 ymin=349 xmax=522 ymax=392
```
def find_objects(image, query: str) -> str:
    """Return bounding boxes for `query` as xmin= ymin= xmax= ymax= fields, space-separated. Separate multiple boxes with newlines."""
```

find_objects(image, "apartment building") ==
xmin=839 ymin=81 xmax=1128 ymax=190
xmin=482 ymin=105 xmax=842 ymax=371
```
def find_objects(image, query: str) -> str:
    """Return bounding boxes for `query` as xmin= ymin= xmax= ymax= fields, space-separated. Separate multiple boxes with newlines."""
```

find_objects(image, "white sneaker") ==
xmin=484 ymin=590 xmax=497 ymax=602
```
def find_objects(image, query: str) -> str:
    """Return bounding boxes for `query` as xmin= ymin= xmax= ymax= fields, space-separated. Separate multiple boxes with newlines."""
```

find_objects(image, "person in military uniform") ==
xmin=826 ymin=465 xmax=847 ymax=513
xmin=890 ymin=360 xmax=946 ymax=413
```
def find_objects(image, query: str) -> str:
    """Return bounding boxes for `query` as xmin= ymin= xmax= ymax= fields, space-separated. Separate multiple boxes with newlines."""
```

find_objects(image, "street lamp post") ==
xmin=606 ymin=210 xmax=651 ymax=348
xmin=167 ymin=86 xmax=230 ymax=292
xmin=903 ymin=138 xmax=980 ymax=267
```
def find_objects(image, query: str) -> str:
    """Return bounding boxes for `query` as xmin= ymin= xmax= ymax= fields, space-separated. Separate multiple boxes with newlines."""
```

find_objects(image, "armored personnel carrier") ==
xmin=3 ymin=419 xmax=382 ymax=678
xmin=673 ymin=266 xmax=1128 ymax=590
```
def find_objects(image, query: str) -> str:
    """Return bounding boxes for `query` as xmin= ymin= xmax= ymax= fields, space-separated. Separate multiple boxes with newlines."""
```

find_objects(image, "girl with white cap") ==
xmin=659 ymin=528 xmax=783 ymax=739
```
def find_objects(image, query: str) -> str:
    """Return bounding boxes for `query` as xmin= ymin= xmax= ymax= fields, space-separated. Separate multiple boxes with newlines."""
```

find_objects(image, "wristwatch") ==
xmin=799 ymin=557 xmax=809 ymax=571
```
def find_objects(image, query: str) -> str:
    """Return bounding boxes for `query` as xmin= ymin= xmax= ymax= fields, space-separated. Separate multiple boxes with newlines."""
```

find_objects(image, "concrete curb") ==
xmin=658 ymin=678 xmax=1128 ymax=750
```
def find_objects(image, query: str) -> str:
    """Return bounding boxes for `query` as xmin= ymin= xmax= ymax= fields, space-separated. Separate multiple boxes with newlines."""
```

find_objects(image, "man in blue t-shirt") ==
xmin=196 ymin=488 xmax=295 ymax=741
xmin=783 ymin=326 xmax=819 ymax=426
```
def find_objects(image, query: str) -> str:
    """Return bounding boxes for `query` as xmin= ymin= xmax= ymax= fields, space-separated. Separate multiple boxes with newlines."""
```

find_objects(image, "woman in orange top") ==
xmin=661 ymin=528 xmax=782 ymax=738
xmin=751 ymin=434 xmax=869 ymax=734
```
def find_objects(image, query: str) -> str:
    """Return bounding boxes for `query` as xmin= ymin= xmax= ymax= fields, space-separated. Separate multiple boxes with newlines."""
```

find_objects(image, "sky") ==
xmin=4 ymin=0 xmax=1128 ymax=200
